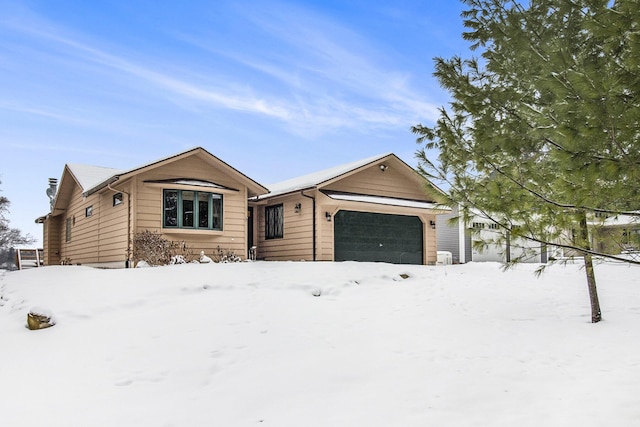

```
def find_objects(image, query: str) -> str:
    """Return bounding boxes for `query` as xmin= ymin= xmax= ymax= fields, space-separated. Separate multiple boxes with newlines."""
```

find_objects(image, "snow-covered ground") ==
xmin=1 ymin=261 xmax=639 ymax=426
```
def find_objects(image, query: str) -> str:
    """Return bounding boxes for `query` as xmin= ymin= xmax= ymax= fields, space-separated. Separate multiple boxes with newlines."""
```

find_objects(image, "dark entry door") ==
xmin=334 ymin=210 xmax=423 ymax=264
xmin=247 ymin=207 xmax=254 ymax=258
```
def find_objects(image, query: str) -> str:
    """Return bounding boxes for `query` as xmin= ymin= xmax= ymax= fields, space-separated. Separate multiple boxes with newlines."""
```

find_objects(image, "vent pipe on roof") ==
xmin=46 ymin=178 xmax=58 ymax=211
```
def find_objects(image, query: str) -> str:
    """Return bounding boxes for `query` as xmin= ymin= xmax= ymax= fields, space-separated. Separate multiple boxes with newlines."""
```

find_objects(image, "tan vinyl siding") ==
xmin=59 ymin=185 xmax=98 ymax=264
xmin=425 ymin=214 xmax=437 ymax=265
xmin=96 ymin=184 xmax=130 ymax=263
xmin=41 ymin=221 xmax=48 ymax=265
xmin=43 ymin=216 xmax=61 ymax=265
xmin=133 ymin=155 xmax=249 ymax=258
xmin=323 ymin=165 xmax=432 ymax=201
xmin=56 ymin=181 xmax=130 ymax=265
xmin=257 ymin=195 xmax=313 ymax=261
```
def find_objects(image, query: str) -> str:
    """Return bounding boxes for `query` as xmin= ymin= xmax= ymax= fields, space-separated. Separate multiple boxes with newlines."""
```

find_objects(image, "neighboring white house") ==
xmin=589 ymin=212 xmax=640 ymax=257
xmin=436 ymin=205 xmax=549 ymax=264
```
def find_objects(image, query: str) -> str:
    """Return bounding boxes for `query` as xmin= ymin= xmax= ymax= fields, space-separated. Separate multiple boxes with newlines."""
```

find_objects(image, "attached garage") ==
xmin=251 ymin=153 xmax=448 ymax=265
xmin=334 ymin=210 xmax=424 ymax=264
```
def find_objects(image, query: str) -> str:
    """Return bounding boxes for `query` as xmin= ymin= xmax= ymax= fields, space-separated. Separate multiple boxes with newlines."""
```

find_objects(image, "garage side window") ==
xmin=163 ymin=189 xmax=223 ymax=230
xmin=265 ymin=204 xmax=283 ymax=239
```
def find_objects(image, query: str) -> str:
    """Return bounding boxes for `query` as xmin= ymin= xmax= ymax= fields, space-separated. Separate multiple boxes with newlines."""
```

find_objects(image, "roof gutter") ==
xmin=84 ymin=175 xmax=121 ymax=197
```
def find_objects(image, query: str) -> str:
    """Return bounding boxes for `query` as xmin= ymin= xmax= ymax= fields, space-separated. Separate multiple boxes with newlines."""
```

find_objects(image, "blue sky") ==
xmin=0 ymin=0 xmax=471 ymax=245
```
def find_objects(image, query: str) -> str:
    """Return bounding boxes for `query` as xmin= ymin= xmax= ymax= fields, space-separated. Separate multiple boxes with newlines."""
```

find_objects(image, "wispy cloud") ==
xmin=1 ymin=16 xmax=293 ymax=119
xmin=1 ymin=2 xmax=440 ymax=139
xmin=172 ymin=2 xmax=442 ymax=131
xmin=2 ymin=140 xmax=136 ymax=160
xmin=240 ymin=2 xmax=441 ymax=116
xmin=0 ymin=103 xmax=94 ymax=125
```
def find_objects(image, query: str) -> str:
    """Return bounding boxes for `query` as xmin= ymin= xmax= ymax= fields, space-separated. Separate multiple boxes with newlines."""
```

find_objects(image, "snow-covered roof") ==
xmin=66 ymin=164 xmax=124 ymax=193
xmin=256 ymin=153 xmax=393 ymax=199
xmin=600 ymin=214 xmax=640 ymax=227
xmin=62 ymin=147 xmax=267 ymax=197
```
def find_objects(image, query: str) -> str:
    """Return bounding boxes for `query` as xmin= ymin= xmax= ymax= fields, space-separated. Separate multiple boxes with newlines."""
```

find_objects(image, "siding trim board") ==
xmin=322 ymin=190 xmax=442 ymax=210
xmin=144 ymin=178 xmax=240 ymax=193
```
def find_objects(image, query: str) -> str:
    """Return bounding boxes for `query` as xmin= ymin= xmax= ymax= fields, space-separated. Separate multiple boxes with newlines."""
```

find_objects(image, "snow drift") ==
xmin=1 ymin=261 xmax=639 ymax=426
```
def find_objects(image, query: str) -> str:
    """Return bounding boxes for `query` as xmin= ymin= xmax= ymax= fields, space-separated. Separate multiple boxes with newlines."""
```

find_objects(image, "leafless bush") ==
xmin=170 ymin=240 xmax=196 ymax=263
xmin=132 ymin=230 xmax=196 ymax=266
xmin=211 ymin=246 xmax=241 ymax=263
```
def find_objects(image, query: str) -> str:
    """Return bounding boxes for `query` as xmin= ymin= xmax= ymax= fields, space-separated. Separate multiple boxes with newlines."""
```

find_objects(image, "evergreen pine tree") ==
xmin=414 ymin=0 xmax=640 ymax=323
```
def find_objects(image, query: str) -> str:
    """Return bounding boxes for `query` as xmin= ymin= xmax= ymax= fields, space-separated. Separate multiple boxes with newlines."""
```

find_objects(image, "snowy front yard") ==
xmin=1 ymin=261 xmax=639 ymax=426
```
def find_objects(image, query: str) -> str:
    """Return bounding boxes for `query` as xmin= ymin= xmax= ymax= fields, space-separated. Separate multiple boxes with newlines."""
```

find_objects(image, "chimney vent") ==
xmin=46 ymin=178 xmax=58 ymax=211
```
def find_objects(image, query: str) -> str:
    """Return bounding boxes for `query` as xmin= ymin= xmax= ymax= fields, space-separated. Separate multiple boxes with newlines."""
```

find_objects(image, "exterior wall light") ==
xmin=325 ymin=212 xmax=332 ymax=222
xmin=379 ymin=164 xmax=388 ymax=172
xmin=294 ymin=203 xmax=301 ymax=213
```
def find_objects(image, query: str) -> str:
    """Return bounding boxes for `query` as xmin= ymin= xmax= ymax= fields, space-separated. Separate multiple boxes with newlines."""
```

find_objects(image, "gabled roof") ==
xmin=256 ymin=153 xmax=394 ymax=199
xmin=66 ymin=147 xmax=268 ymax=197
xmin=46 ymin=147 xmax=269 ymax=216
xmin=66 ymin=164 xmax=126 ymax=193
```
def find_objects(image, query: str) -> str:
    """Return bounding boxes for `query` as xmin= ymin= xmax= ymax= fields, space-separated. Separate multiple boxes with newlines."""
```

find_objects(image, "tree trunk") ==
xmin=579 ymin=213 xmax=602 ymax=323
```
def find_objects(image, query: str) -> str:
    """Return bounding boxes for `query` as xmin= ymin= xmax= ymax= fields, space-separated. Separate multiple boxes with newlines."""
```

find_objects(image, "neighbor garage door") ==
xmin=334 ymin=210 xmax=423 ymax=264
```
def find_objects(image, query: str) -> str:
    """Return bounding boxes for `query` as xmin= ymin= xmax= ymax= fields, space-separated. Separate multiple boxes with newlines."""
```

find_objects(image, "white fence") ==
xmin=15 ymin=249 xmax=44 ymax=270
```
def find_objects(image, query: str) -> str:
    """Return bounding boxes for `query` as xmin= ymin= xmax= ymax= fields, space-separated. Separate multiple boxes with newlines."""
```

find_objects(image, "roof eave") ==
xmin=253 ymin=186 xmax=316 ymax=201
xmin=83 ymin=175 xmax=120 ymax=197
xmin=315 ymin=153 xmax=394 ymax=189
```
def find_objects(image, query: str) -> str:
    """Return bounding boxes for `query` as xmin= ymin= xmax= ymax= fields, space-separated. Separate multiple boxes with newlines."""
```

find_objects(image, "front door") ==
xmin=247 ymin=207 xmax=254 ymax=258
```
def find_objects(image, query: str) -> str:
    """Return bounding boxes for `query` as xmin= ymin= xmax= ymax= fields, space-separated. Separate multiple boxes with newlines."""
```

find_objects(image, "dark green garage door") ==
xmin=334 ymin=210 xmax=423 ymax=264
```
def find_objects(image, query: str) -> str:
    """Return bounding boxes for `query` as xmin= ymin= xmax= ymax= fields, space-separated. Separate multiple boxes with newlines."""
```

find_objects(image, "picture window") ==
xmin=163 ymin=189 xmax=222 ymax=230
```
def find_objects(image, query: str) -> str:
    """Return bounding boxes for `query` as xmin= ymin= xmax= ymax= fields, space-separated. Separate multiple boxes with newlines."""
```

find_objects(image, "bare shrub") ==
xmin=132 ymin=231 xmax=196 ymax=266
xmin=133 ymin=230 xmax=171 ymax=266
xmin=170 ymin=240 xmax=196 ymax=264
xmin=211 ymin=246 xmax=242 ymax=263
